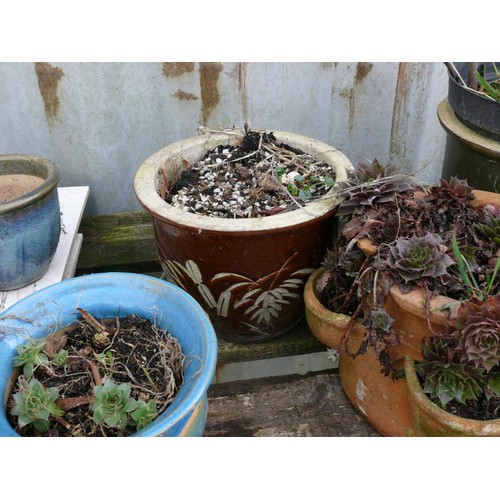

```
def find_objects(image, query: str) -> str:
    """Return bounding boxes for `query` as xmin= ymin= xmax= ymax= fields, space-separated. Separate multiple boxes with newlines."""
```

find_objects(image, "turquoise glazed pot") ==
xmin=0 ymin=155 xmax=61 ymax=291
xmin=0 ymin=273 xmax=218 ymax=437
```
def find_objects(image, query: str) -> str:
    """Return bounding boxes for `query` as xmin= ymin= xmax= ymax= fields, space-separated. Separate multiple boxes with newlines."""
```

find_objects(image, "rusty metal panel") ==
xmin=0 ymin=62 xmax=448 ymax=215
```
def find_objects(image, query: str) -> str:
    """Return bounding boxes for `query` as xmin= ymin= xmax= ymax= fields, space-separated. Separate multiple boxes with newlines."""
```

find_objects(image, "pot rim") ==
xmin=305 ymin=268 xmax=360 ymax=325
xmin=404 ymin=356 xmax=500 ymax=435
xmin=438 ymin=99 xmax=500 ymax=158
xmin=0 ymin=154 xmax=60 ymax=215
xmin=134 ymin=130 xmax=352 ymax=233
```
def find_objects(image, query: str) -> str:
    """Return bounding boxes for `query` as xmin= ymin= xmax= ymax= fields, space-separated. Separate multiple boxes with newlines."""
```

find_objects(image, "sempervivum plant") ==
xmin=425 ymin=176 xmax=475 ymax=204
xmin=475 ymin=205 xmax=500 ymax=247
xmin=414 ymin=297 xmax=500 ymax=416
xmin=386 ymin=233 xmax=454 ymax=284
xmin=451 ymin=296 xmax=500 ymax=372
xmin=335 ymin=159 xmax=413 ymax=218
xmin=415 ymin=359 xmax=484 ymax=407
xmin=415 ymin=335 xmax=484 ymax=408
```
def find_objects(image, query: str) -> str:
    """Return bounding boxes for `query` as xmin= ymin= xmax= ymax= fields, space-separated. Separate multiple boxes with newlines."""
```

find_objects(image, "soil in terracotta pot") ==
xmin=165 ymin=127 xmax=336 ymax=218
xmin=0 ymin=174 xmax=44 ymax=203
xmin=5 ymin=310 xmax=184 ymax=437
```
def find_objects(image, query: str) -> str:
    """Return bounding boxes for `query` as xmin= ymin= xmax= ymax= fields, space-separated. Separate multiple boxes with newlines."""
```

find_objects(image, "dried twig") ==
xmin=77 ymin=308 xmax=109 ymax=334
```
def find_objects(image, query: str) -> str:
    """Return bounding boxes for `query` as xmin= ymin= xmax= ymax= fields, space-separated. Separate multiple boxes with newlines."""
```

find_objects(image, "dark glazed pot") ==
xmin=0 ymin=155 xmax=60 ymax=291
xmin=439 ymin=99 xmax=500 ymax=193
xmin=134 ymin=130 xmax=352 ymax=343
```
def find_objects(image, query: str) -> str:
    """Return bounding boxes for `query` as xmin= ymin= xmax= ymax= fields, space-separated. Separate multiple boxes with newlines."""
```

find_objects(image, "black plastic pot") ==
xmin=447 ymin=62 xmax=500 ymax=140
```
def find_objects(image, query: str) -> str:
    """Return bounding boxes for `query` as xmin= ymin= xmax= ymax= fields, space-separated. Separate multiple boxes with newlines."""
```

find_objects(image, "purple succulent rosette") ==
xmin=387 ymin=233 xmax=454 ymax=283
xmin=452 ymin=296 xmax=500 ymax=372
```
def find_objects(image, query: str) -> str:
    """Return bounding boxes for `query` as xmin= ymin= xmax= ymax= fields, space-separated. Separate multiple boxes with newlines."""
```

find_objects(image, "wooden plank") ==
xmin=216 ymin=319 xmax=326 ymax=364
xmin=204 ymin=371 xmax=380 ymax=437
xmin=76 ymin=211 xmax=161 ymax=274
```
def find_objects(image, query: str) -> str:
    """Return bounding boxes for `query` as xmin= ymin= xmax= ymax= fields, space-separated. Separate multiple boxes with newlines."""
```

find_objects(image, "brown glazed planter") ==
xmin=134 ymin=130 xmax=352 ymax=343
xmin=404 ymin=357 xmax=500 ymax=437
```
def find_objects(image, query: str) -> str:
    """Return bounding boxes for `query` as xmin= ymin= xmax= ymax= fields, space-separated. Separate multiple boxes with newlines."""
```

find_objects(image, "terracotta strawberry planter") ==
xmin=404 ymin=357 xmax=500 ymax=437
xmin=134 ymin=130 xmax=352 ymax=343
xmin=338 ymin=284 xmax=462 ymax=436
xmin=332 ymin=188 xmax=500 ymax=436
xmin=306 ymin=266 xmax=462 ymax=436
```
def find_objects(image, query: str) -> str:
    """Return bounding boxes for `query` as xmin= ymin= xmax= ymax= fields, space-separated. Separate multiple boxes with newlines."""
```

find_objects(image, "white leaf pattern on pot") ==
xmin=160 ymin=253 xmax=313 ymax=325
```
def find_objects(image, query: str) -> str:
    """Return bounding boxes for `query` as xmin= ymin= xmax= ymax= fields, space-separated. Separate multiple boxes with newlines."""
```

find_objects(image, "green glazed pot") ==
xmin=439 ymin=99 xmax=500 ymax=193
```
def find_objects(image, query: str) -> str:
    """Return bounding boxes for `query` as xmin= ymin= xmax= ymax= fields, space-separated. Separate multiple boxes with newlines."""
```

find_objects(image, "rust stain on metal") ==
xmin=199 ymin=62 xmax=223 ymax=125
xmin=237 ymin=62 xmax=248 ymax=122
xmin=162 ymin=62 xmax=195 ymax=78
xmin=173 ymin=89 xmax=198 ymax=101
xmin=355 ymin=62 xmax=373 ymax=83
xmin=335 ymin=63 xmax=374 ymax=133
xmin=389 ymin=63 xmax=411 ymax=157
xmin=339 ymin=88 xmax=355 ymax=132
xmin=34 ymin=62 xmax=65 ymax=125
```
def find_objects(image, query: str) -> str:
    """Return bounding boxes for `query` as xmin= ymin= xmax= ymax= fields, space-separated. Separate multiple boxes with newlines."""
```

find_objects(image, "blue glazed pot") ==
xmin=0 ymin=155 xmax=61 ymax=291
xmin=0 ymin=273 xmax=218 ymax=437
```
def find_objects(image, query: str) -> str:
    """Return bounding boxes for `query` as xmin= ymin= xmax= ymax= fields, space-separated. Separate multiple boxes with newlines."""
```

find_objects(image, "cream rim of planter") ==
xmin=0 ymin=155 xmax=60 ymax=215
xmin=134 ymin=130 xmax=352 ymax=232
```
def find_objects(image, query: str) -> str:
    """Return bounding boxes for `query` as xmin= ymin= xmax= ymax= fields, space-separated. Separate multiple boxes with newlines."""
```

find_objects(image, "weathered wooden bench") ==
xmin=75 ymin=211 xmax=379 ymax=436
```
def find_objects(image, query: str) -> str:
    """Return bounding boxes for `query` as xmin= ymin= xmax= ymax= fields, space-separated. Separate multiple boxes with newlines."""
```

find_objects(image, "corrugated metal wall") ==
xmin=0 ymin=62 xmax=448 ymax=215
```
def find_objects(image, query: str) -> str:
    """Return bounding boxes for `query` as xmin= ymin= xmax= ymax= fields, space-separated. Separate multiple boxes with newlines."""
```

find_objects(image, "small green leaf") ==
xmin=52 ymin=349 xmax=69 ymax=367
xmin=275 ymin=166 xmax=285 ymax=179
xmin=475 ymin=71 xmax=500 ymax=101
xmin=299 ymin=189 xmax=311 ymax=202
xmin=130 ymin=400 xmax=158 ymax=430
xmin=488 ymin=372 xmax=500 ymax=397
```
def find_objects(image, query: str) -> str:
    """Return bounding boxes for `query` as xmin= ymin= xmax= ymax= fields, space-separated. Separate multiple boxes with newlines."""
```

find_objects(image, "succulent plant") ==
xmin=11 ymin=378 xmax=62 ymax=432
xmin=52 ymin=349 xmax=69 ymax=367
xmin=451 ymin=296 xmax=500 ymax=373
xmin=12 ymin=339 xmax=49 ymax=379
xmin=130 ymin=399 xmax=158 ymax=430
xmin=486 ymin=372 xmax=500 ymax=399
xmin=335 ymin=159 xmax=413 ymax=218
xmin=368 ymin=308 xmax=394 ymax=333
xmin=475 ymin=205 xmax=500 ymax=246
xmin=387 ymin=233 xmax=455 ymax=284
xmin=92 ymin=380 xmax=140 ymax=429
xmin=415 ymin=360 xmax=484 ymax=407
xmin=426 ymin=176 xmax=475 ymax=203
